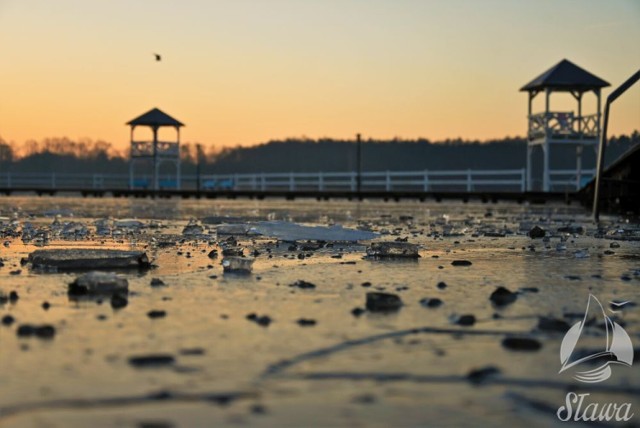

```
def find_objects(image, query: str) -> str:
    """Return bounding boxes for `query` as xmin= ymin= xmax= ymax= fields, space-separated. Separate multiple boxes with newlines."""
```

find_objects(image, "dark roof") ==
xmin=127 ymin=108 xmax=184 ymax=127
xmin=521 ymin=59 xmax=609 ymax=92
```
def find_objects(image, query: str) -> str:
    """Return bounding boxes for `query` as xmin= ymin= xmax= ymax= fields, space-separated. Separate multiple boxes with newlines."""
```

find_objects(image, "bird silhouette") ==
xmin=154 ymin=53 xmax=161 ymax=61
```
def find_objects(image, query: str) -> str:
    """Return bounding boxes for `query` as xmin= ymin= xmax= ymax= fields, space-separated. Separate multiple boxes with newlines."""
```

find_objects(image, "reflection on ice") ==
xmin=250 ymin=221 xmax=378 ymax=242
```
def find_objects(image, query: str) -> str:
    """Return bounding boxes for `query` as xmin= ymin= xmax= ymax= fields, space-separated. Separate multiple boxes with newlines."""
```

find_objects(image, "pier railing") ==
xmin=0 ymin=168 xmax=595 ymax=193
xmin=200 ymin=170 xmax=527 ymax=192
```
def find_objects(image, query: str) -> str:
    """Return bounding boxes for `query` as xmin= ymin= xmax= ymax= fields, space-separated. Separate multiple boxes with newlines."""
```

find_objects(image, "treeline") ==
xmin=0 ymin=132 xmax=638 ymax=175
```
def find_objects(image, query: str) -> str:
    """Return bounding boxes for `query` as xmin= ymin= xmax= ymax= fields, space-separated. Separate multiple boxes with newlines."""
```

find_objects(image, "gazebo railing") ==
xmin=528 ymin=112 xmax=598 ymax=140
xmin=131 ymin=141 xmax=180 ymax=157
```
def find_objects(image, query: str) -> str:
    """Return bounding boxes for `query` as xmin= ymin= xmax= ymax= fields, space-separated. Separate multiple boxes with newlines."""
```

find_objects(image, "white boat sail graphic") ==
xmin=559 ymin=294 xmax=634 ymax=383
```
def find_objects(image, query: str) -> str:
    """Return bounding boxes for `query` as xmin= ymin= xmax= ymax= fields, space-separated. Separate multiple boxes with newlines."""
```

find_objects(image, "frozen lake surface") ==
xmin=0 ymin=196 xmax=638 ymax=427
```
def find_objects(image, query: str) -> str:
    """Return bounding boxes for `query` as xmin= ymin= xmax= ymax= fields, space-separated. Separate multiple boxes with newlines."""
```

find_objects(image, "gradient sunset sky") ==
xmin=1 ymin=0 xmax=638 ymax=150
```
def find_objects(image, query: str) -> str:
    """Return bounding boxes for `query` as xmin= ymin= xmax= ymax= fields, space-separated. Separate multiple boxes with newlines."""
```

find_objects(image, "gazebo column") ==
xmin=542 ymin=89 xmax=550 ymax=192
xmin=176 ymin=126 xmax=181 ymax=190
xmin=576 ymin=92 xmax=582 ymax=135
xmin=576 ymin=145 xmax=583 ymax=191
xmin=152 ymin=126 xmax=159 ymax=192
xmin=543 ymin=142 xmax=550 ymax=192
xmin=129 ymin=126 xmax=135 ymax=189
xmin=525 ymin=91 xmax=536 ymax=191
xmin=595 ymin=89 xmax=601 ymax=143
xmin=544 ymin=88 xmax=550 ymax=136
xmin=526 ymin=145 xmax=532 ymax=191
xmin=573 ymin=91 xmax=584 ymax=188
xmin=129 ymin=160 xmax=134 ymax=190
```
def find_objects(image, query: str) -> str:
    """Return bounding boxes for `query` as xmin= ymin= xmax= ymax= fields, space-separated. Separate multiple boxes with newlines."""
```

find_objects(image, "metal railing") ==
xmin=0 ymin=168 xmax=589 ymax=193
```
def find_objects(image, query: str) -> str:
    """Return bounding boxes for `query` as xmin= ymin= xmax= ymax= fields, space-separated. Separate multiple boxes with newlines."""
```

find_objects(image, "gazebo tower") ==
xmin=521 ymin=59 xmax=609 ymax=191
xmin=127 ymin=108 xmax=184 ymax=191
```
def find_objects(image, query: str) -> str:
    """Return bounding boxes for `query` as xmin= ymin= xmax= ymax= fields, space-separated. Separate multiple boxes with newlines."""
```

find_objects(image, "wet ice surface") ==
xmin=0 ymin=196 xmax=639 ymax=427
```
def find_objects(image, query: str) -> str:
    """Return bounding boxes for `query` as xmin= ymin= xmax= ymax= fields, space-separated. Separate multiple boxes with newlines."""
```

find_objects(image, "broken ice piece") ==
xmin=467 ymin=366 xmax=501 ymax=384
xmin=452 ymin=314 xmax=476 ymax=326
xmin=489 ymin=287 xmax=517 ymax=307
xmin=366 ymin=242 xmax=420 ymax=259
xmin=216 ymin=224 xmax=252 ymax=235
xmin=366 ymin=292 xmax=403 ymax=312
xmin=222 ymin=257 xmax=254 ymax=273
xmin=114 ymin=219 xmax=145 ymax=229
xmin=501 ymin=337 xmax=542 ymax=351
xmin=528 ymin=226 xmax=546 ymax=239
xmin=557 ymin=225 xmax=584 ymax=234
xmin=28 ymin=249 xmax=151 ymax=271
xmin=250 ymin=221 xmax=378 ymax=242
xmin=128 ymin=354 xmax=176 ymax=368
xmin=182 ymin=220 xmax=204 ymax=235
xmin=69 ymin=271 xmax=129 ymax=296
xmin=573 ymin=249 xmax=590 ymax=259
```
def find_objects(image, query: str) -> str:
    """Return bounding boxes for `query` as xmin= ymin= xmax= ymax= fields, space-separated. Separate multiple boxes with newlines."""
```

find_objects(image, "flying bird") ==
xmin=154 ymin=53 xmax=161 ymax=62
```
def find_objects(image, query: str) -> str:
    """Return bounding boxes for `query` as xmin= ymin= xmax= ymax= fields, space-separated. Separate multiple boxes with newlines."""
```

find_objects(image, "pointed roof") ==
xmin=521 ymin=59 xmax=610 ymax=92
xmin=127 ymin=108 xmax=184 ymax=127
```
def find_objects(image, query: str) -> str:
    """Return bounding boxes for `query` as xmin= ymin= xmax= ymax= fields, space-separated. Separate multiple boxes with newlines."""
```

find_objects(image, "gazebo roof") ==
xmin=520 ymin=59 xmax=609 ymax=92
xmin=127 ymin=108 xmax=184 ymax=127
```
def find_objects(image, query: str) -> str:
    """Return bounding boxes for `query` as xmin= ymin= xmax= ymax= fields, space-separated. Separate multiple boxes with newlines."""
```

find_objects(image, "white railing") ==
xmin=0 ymin=168 xmax=593 ymax=192
xmin=549 ymin=169 xmax=596 ymax=191
xmin=0 ymin=168 xmax=595 ymax=193
xmin=196 ymin=170 xmax=527 ymax=192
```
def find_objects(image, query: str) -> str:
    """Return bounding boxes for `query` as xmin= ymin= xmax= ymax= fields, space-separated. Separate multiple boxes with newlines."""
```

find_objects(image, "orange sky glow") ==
xmin=0 ymin=0 xmax=638 ymax=151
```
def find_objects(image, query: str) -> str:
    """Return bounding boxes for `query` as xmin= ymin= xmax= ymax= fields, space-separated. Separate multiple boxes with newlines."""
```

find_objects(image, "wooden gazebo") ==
xmin=127 ymin=108 xmax=184 ymax=191
xmin=521 ymin=59 xmax=609 ymax=191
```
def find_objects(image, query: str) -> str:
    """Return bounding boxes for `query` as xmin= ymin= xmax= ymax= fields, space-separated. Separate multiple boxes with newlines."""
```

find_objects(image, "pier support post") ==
xmin=542 ymin=143 xmax=550 ymax=192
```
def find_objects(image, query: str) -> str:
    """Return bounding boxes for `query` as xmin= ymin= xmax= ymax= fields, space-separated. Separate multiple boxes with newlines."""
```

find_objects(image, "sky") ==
xmin=0 ymin=0 xmax=638 ymax=150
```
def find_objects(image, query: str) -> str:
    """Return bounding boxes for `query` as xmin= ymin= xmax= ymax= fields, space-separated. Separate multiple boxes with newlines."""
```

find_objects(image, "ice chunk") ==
xmin=28 ymin=249 xmax=150 ymax=270
xmin=114 ymin=219 xmax=145 ymax=229
xmin=366 ymin=292 xmax=403 ymax=312
xmin=182 ymin=220 xmax=204 ymax=236
xmin=69 ymin=271 xmax=129 ymax=295
xmin=202 ymin=216 xmax=262 ymax=224
xmin=61 ymin=221 xmax=89 ymax=238
xmin=217 ymin=223 xmax=253 ymax=236
xmin=94 ymin=219 xmax=112 ymax=236
xmin=250 ymin=221 xmax=377 ymax=242
xmin=573 ymin=249 xmax=590 ymax=259
xmin=222 ymin=256 xmax=254 ymax=273
xmin=366 ymin=242 xmax=420 ymax=258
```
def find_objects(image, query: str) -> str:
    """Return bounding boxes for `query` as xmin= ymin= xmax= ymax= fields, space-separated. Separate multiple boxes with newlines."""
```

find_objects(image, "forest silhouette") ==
xmin=0 ymin=132 xmax=637 ymax=176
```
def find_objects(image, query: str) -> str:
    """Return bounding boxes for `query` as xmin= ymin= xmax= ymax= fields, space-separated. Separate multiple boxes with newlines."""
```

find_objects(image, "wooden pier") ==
xmin=0 ymin=186 xmax=584 ymax=205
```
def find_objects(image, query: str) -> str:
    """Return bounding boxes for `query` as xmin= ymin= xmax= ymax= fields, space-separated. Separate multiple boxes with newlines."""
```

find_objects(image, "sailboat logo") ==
xmin=559 ymin=295 xmax=634 ymax=383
